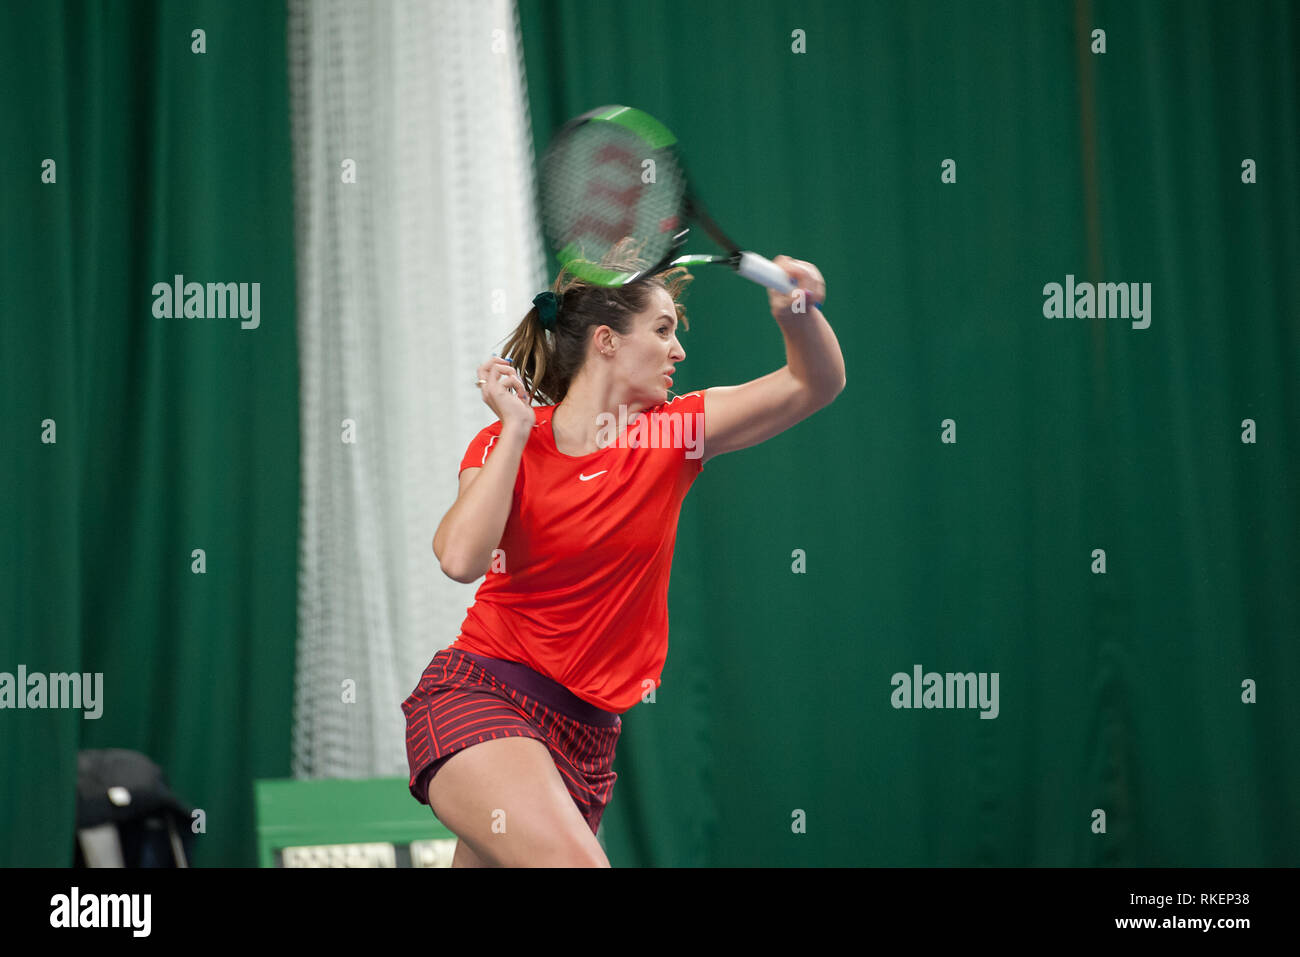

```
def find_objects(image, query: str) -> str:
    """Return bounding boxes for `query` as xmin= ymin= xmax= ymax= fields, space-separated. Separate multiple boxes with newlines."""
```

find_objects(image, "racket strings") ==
xmin=541 ymin=123 xmax=685 ymax=271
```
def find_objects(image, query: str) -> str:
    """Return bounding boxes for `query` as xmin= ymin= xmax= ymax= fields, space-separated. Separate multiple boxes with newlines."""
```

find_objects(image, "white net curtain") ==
xmin=288 ymin=0 xmax=545 ymax=778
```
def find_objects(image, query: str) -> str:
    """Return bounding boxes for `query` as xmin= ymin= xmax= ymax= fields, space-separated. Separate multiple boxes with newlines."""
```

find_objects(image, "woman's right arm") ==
xmin=434 ymin=355 xmax=536 ymax=583
xmin=433 ymin=423 xmax=530 ymax=583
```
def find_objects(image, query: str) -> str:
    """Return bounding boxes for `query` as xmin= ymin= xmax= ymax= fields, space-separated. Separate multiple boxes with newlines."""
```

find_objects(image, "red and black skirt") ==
xmin=401 ymin=645 xmax=622 ymax=835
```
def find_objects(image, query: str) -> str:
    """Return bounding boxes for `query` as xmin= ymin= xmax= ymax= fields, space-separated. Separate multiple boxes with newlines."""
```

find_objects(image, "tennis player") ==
xmin=402 ymin=246 xmax=844 ymax=867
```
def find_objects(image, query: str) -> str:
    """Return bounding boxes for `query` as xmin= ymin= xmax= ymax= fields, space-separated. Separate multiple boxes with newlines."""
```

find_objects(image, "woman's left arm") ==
xmin=700 ymin=256 xmax=845 ymax=466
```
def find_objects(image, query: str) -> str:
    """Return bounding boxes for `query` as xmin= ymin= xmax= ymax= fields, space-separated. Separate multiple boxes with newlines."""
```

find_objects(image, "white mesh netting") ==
xmin=288 ymin=0 xmax=545 ymax=778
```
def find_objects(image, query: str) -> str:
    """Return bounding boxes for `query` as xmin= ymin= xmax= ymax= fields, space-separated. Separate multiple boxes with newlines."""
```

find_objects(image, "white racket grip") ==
xmin=736 ymin=251 xmax=798 ymax=293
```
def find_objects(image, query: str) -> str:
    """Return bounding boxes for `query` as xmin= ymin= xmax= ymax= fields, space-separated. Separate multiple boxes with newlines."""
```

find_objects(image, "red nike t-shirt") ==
xmin=450 ymin=389 xmax=707 ymax=713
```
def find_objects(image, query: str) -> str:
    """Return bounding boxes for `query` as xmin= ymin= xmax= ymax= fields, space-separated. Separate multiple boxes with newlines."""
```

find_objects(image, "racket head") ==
xmin=539 ymin=105 xmax=691 ymax=286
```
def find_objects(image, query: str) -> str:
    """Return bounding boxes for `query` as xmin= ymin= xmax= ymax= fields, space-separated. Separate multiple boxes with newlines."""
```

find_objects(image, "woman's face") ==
xmin=612 ymin=285 xmax=686 ymax=407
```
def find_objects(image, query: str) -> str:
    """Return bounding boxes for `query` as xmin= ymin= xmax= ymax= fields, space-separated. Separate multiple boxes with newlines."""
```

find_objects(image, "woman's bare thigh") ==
xmin=427 ymin=736 xmax=608 ymax=867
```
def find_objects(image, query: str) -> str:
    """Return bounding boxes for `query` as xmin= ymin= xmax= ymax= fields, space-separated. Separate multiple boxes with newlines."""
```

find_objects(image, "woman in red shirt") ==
xmin=403 ymin=247 xmax=843 ymax=866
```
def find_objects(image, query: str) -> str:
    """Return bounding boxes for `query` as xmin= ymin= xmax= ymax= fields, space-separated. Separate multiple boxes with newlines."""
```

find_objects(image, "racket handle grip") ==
xmin=736 ymin=252 xmax=799 ymax=293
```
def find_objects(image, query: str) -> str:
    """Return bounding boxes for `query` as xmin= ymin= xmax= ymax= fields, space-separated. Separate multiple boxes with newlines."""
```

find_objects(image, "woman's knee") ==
xmin=451 ymin=838 xmax=489 ymax=868
xmin=463 ymin=804 xmax=608 ymax=867
xmin=505 ymin=829 xmax=609 ymax=868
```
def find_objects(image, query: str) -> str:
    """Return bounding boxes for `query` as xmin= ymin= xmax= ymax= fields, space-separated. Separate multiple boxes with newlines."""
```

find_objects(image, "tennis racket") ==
xmin=538 ymin=105 xmax=798 ymax=294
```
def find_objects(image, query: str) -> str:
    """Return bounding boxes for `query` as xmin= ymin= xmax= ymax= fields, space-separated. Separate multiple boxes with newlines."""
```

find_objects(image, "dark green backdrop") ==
xmin=1 ymin=1 xmax=297 ymax=866
xmin=2 ymin=0 xmax=1295 ymax=868
xmin=518 ymin=0 xmax=1299 ymax=866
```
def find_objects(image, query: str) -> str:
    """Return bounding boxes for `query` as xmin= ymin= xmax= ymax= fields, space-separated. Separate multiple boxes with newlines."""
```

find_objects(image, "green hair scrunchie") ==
xmin=533 ymin=291 xmax=560 ymax=331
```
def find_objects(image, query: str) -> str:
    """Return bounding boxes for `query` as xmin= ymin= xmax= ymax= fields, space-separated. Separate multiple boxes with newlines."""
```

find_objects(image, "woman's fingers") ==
xmin=477 ymin=358 xmax=517 ymax=389
xmin=480 ymin=361 xmax=527 ymax=401
xmin=784 ymin=258 xmax=825 ymax=299
xmin=477 ymin=359 xmax=535 ymax=429
xmin=770 ymin=256 xmax=825 ymax=306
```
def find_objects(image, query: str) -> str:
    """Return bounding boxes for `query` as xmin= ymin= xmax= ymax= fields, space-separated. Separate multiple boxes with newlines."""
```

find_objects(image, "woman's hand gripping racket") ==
xmin=539 ymin=105 xmax=798 ymax=294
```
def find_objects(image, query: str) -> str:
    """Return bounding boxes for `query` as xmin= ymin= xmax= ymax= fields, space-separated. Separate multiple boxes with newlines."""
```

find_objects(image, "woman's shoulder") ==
xmin=657 ymin=389 xmax=706 ymax=413
xmin=474 ymin=404 xmax=557 ymax=436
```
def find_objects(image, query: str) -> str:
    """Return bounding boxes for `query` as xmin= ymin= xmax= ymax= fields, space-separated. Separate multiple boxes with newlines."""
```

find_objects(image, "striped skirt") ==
xmin=401 ymin=645 xmax=622 ymax=835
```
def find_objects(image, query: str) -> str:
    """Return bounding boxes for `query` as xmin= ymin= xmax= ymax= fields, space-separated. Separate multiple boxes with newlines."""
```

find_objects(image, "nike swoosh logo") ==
xmin=579 ymin=471 xmax=608 ymax=481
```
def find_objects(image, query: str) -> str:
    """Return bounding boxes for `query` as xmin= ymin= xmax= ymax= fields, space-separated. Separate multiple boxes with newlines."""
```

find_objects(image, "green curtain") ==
xmin=0 ymin=0 xmax=297 ymax=866
xmin=518 ymin=0 xmax=1299 ymax=866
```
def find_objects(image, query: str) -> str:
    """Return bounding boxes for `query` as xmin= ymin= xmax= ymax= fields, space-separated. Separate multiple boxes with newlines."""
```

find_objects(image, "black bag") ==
xmin=74 ymin=749 xmax=194 ymax=867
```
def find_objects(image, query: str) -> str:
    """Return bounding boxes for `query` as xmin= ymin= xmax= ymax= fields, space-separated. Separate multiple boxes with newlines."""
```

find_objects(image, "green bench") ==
xmin=254 ymin=776 xmax=456 ymax=867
